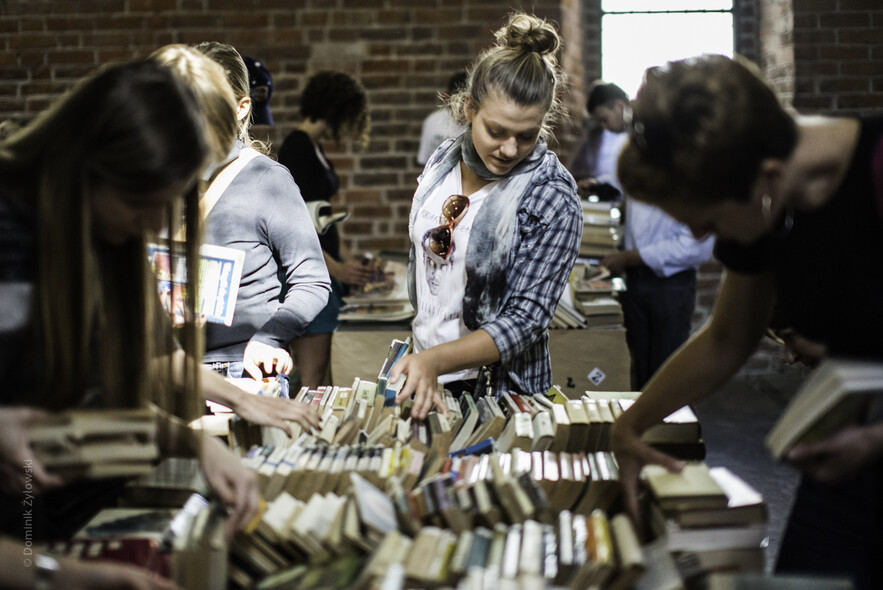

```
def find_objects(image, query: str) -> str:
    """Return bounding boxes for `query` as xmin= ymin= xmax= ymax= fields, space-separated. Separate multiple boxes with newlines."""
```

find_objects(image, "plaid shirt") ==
xmin=479 ymin=158 xmax=583 ymax=396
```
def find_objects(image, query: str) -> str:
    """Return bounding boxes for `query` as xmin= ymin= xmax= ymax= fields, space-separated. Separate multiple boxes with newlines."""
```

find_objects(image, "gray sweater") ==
xmin=203 ymin=144 xmax=330 ymax=363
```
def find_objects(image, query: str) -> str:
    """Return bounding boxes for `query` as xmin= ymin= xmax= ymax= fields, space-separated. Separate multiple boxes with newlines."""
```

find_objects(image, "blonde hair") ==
xmin=195 ymin=41 xmax=270 ymax=154
xmin=450 ymin=11 xmax=564 ymax=140
xmin=150 ymin=44 xmax=239 ymax=164
xmin=0 ymin=61 xmax=210 ymax=420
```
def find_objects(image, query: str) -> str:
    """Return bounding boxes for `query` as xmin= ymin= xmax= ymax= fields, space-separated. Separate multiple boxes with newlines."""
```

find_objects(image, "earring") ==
xmin=761 ymin=194 xmax=772 ymax=221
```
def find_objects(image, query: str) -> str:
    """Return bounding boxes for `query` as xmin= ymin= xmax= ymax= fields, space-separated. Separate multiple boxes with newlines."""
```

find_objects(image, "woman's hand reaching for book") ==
xmin=232 ymin=395 xmax=320 ymax=436
xmin=201 ymin=366 xmax=319 ymax=435
xmin=609 ymin=413 xmax=685 ymax=538
xmin=391 ymin=353 xmax=447 ymax=421
xmin=787 ymin=421 xmax=883 ymax=482
xmin=198 ymin=435 xmax=260 ymax=539
xmin=0 ymin=407 xmax=63 ymax=495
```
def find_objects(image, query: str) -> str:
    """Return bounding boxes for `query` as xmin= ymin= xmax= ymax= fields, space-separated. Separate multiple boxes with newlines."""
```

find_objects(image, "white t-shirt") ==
xmin=417 ymin=108 xmax=467 ymax=165
xmin=411 ymin=165 xmax=499 ymax=382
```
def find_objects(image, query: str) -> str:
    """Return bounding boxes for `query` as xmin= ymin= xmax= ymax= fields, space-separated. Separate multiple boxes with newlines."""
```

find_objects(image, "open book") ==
xmin=765 ymin=358 xmax=883 ymax=460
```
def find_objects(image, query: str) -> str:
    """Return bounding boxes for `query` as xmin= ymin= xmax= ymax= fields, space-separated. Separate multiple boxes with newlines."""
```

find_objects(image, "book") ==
xmin=672 ymin=466 xmax=767 ymax=528
xmin=642 ymin=462 xmax=729 ymax=513
xmin=766 ymin=358 xmax=883 ymax=459
xmin=608 ymin=513 xmax=646 ymax=590
xmin=148 ymin=242 xmax=245 ymax=326
xmin=30 ymin=408 xmax=159 ymax=479
xmin=703 ymin=573 xmax=854 ymax=589
xmin=30 ymin=407 xmax=157 ymax=445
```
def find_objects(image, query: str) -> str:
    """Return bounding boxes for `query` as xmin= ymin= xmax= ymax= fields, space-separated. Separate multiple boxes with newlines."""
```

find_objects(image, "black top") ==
xmin=715 ymin=115 xmax=883 ymax=359
xmin=277 ymin=129 xmax=342 ymax=261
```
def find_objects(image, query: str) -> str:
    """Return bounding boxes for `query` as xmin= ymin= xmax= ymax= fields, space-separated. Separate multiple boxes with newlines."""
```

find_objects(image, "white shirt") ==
xmin=411 ymin=165 xmax=498 ymax=382
xmin=417 ymin=108 xmax=467 ymax=165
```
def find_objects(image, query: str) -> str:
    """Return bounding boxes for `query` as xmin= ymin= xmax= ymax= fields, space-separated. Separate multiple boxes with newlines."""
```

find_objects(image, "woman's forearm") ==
xmin=419 ymin=329 xmax=500 ymax=377
xmin=619 ymin=270 xmax=774 ymax=434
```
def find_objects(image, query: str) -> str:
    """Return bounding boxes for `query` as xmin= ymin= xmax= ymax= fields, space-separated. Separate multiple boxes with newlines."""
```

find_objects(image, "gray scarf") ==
xmin=408 ymin=130 xmax=548 ymax=329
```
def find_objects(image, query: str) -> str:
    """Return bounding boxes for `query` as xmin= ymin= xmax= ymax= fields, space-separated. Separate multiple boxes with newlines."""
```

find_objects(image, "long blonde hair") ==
xmin=150 ymin=44 xmax=239 ymax=165
xmin=0 ymin=61 xmax=213 ymax=420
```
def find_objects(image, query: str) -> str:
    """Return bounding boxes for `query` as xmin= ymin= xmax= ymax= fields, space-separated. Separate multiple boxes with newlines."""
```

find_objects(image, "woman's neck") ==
xmin=459 ymin=160 xmax=492 ymax=196
xmin=783 ymin=116 xmax=860 ymax=210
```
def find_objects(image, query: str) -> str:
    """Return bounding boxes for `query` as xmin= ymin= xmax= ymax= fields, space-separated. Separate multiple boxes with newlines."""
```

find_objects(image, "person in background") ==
xmin=569 ymin=84 xmax=629 ymax=201
xmin=390 ymin=12 xmax=583 ymax=419
xmin=585 ymin=81 xmax=714 ymax=390
xmin=243 ymin=55 xmax=273 ymax=127
xmin=416 ymin=70 xmax=468 ymax=166
xmin=609 ymin=54 xmax=883 ymax=589
xmin=277 ymin=70 xmax=373 ymax=389
xmin=0 ymin=59 xmax=253 ymax=589
xmin=153 ymin=44 xmax=326 ymax=435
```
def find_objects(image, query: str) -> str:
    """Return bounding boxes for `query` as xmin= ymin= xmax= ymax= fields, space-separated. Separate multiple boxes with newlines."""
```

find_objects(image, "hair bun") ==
xmin=496 ymin=12 xmax=560 ymax=58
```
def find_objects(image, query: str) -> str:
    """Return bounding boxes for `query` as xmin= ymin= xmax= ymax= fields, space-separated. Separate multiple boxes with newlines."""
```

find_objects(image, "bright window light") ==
xmin=601 ymin=3 xmax=735 ymax=99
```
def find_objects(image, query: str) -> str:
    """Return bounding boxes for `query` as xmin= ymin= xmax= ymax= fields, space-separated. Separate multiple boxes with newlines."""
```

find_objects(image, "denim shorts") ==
xmin=206 ymin=361 xmax=244 ymax=378
xmin=205 ymin=361 xmax=290 ymax=398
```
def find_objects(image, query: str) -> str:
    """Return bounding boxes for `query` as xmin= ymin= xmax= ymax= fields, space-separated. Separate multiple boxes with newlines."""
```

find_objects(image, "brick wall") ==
xmin=2 ymin=1 xmax=881 ymax=376
xmin=0 ymin=0 xmax=585 ymax=255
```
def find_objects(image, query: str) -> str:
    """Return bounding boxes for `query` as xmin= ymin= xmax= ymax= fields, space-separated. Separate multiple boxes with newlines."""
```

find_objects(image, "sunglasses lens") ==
xmin=442 ymin=194 xmax=469 ymax=223
xmin=428 ymin=225 xmax=453 ymax=258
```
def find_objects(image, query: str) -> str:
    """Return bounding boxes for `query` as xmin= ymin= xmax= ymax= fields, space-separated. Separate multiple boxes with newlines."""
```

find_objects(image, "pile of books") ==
xmin=580 ymin=200 xmax=624 ymax=259
xmin=30 ymin=408 xmax=159 ymax=480
xmin=643 ymin=462 xmax=768 ymax=575
xmin=220 ymin=370 xmax=726 ymax=588
xmin=231 ymin=452 xmax=645 ymax=590
xmin=571 ymin=262 xmax=626 ymax=329
xmin=338 ymin=258 xmax=415 ymax=323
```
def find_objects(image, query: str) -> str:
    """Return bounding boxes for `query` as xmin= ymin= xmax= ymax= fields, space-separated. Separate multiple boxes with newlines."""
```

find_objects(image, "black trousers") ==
xmin=776 ymin=458 xmax=883 ymax=590
xmin=621 ymin=267 xmax=697 ymax=390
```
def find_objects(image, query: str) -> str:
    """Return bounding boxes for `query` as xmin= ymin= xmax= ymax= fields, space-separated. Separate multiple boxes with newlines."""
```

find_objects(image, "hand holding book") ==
xmin=785 ymin=420 xmax=883 ymax=483
xmin=390 ymin=353 xmax=447 ymax=421
xmin=608 ymin=406 xmax=686 ymax=538
xmin=0 ymin=407 xmax=64 ymax=495
xmin=198 ymin=435 xmax=261 ymax=539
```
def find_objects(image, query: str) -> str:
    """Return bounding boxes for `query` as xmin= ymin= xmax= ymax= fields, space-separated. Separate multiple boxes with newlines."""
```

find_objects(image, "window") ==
xmin=602 ymin=0 xmax=735 ymax=99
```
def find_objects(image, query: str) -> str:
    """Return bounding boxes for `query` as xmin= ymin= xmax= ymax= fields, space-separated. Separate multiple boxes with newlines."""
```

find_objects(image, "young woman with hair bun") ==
xmin=391 ymin=12 xmax=583 ymax=419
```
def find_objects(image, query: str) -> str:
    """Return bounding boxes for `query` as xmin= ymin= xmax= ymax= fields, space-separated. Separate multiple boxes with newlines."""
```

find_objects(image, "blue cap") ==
xmin=243 ymin=56 xmax=273 ymax=126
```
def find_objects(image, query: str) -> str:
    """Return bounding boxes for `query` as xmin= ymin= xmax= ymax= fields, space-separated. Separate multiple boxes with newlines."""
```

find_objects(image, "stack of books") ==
xmin=592 ymin=391 xmax=705 ymax=460
xmin=580 ymin=200 xmax=624 ymax=259
xmin=643 ymin=462 xmax=768 ymax=575
xmin=30 ymin=408 xmax=159 ymax=480
xmin=338 ymin=259 xmax=415 ymax=323
xmin=571 ymin=262 xmax=626 ymax=329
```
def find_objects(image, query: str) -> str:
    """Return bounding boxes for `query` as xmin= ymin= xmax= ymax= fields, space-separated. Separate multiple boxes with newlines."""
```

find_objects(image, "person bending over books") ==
xmin=153 ymin=44 xmax=328 ymax=434
xmin=608 ymin=54 xmax=883 ymax=589
xmin=0 ymin=60 xmax=255 ymax=589
xmin=390 ymin=12 xmax=582 ymax=420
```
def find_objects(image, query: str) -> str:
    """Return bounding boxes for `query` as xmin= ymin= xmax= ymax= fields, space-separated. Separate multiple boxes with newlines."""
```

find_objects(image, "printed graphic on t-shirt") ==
xmin=410 ymin=167 xmax=497 ymax=381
